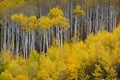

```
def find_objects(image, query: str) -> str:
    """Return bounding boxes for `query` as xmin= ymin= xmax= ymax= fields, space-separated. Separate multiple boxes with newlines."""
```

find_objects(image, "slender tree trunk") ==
xmin=28 ymin=32 xmax=30 ymax=54
xmin=23 ymin=31 xmax=25 ymax=59
xmin=56 ymin=27 xmax=60 ymax=48
xmin=95 ymin=2 xmax=99 ymax=33
xmin=43 ymin=30 xmax=45 ymax=53
xmin=25 ymin=32 xmax=28 ymax=58
xmin=11 ymin=21 xmax=15 ymax=56
xmin=16 ymin=24 xmax=19 ymax=58
xmin=3 ymin=22 xmax=6 ymax=53
xmin=46 ymin=30 xmax=48 ymax=51
xmin=74 ymin=16 xmax=77 ymax=42
xmin=60 ymin=29 xmax=63 ymax=47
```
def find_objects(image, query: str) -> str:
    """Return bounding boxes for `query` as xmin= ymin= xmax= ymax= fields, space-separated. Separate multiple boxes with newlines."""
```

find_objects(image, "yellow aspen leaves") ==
xmin=37 ymin=16 xmax=53 ymax=30
xmin=66 ymin=56 xmax=79 ymax=71
xmin=11 ymin=14 xmax=38 ymax=32
xmin=1 ymin=24 xmax=120 ymax=79
xmin=37 ymin=69 xmax=52 ymax=80
xmin=92 ymin=65 xmax=104 ymax=79
xmin=0 ymin=70 xmax=14 ymax=80
xmin=28 ymin=16 xmax=37 ymax=27
xmin=52 ymin=16 xmax=70 ymax=28
xmin=11 ymin=6 xmax=70 ymax=31
xmin=11 ymin=14 xmax=53 ymax=31
xmin=27 ymin=16 xmax=37 ymax=32
xmin=0 ymin=0 xmax=25 ymax=12
xmin=65 ymin=56 xmax=80 ymax=80
xmin=11 ymin=14 xmax=28 ymax=30
xmin=7 ymin=60 xmax=28 ymax=77
xmin=47 ymin=7 xmax=70 ymax=29
xmin=86 ymin=0 xmax=96 ymax=7
xmin=47 ymin=6 xmax=63 ymax=19
xmin=73 ymin=5 xmax=85 ymax=17
xmin=15 ymin=75 xmax=28 ymax=80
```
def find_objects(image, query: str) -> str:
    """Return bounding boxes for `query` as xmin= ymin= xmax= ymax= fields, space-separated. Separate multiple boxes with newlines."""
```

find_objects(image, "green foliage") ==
xmin=28 ymin=50 xmax=39 ymax=62
xmin=7 ymin=59 xmax=27 ymax=77
xmin=49 ymin=53 xmax=56 ymax=62
xmin=27 ymin=50 xmax=40 ymax=79
xmin=0 ymin=51 xmax=12 ymax=74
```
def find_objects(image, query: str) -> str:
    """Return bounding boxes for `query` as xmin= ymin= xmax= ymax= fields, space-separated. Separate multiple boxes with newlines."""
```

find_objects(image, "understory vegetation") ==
xmin=0 ymin=24 xmax=120 ymax=80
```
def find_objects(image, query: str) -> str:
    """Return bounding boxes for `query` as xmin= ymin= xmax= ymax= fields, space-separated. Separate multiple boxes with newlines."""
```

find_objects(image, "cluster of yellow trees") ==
xmin=0 ymin=24 xmax=120 ymax=80
xmin=9 ymin=6 xmax=85 ymax=58
xmin=1 ymin=0 xmax=119 ymax=58
xmin=11 ymin=7 xmax=70 ymax=31
xmin=10 ymin=7 xmax=70 ymax=58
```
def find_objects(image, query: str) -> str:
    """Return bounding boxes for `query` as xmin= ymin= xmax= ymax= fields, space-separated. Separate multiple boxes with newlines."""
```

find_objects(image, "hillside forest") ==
xmin=0 ymin=0 xmax=120 ymax=80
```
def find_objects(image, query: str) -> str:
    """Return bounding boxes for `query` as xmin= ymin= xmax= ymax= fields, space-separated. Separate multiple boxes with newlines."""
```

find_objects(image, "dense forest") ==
xmin=0 ymin=0 xmax=120 ymax=80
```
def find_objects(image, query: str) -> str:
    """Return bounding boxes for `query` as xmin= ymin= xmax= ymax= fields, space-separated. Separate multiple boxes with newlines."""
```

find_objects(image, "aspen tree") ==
xmin=11 ymin=14 xmax=37 ymax=58
xmin=48 ymin=7 xmax=70 ymax=48
xmin=73 ymin=5 xmax=85 ymax=42
xmin=37 ymin=16 xmax=53 ymax=53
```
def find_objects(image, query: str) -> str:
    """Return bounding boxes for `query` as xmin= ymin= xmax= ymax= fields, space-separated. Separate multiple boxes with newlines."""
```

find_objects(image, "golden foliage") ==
xmin=15 ymin=75 xmax=28 ymax=80
xmin=52 ymin=16 xmax=70 ymax=28
xmin=11 ymin=14 xmax=37 ymax=32
xmin=0 ymin=70 xmax=14 ymax=80
xmin=0 ymin=0 xmax=25 ymax=12
xmin=11 ymin=6 xmax=70 ymax=31
xmin=37 ymin=16 xmax=53 ymax=30
xmin=47 ymin=6 xmax=63 ymax=19
xmin=1 ymin=25 xmax=120 ymax=79
xmin=73 ymin=5 xmax=85 ymax=17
